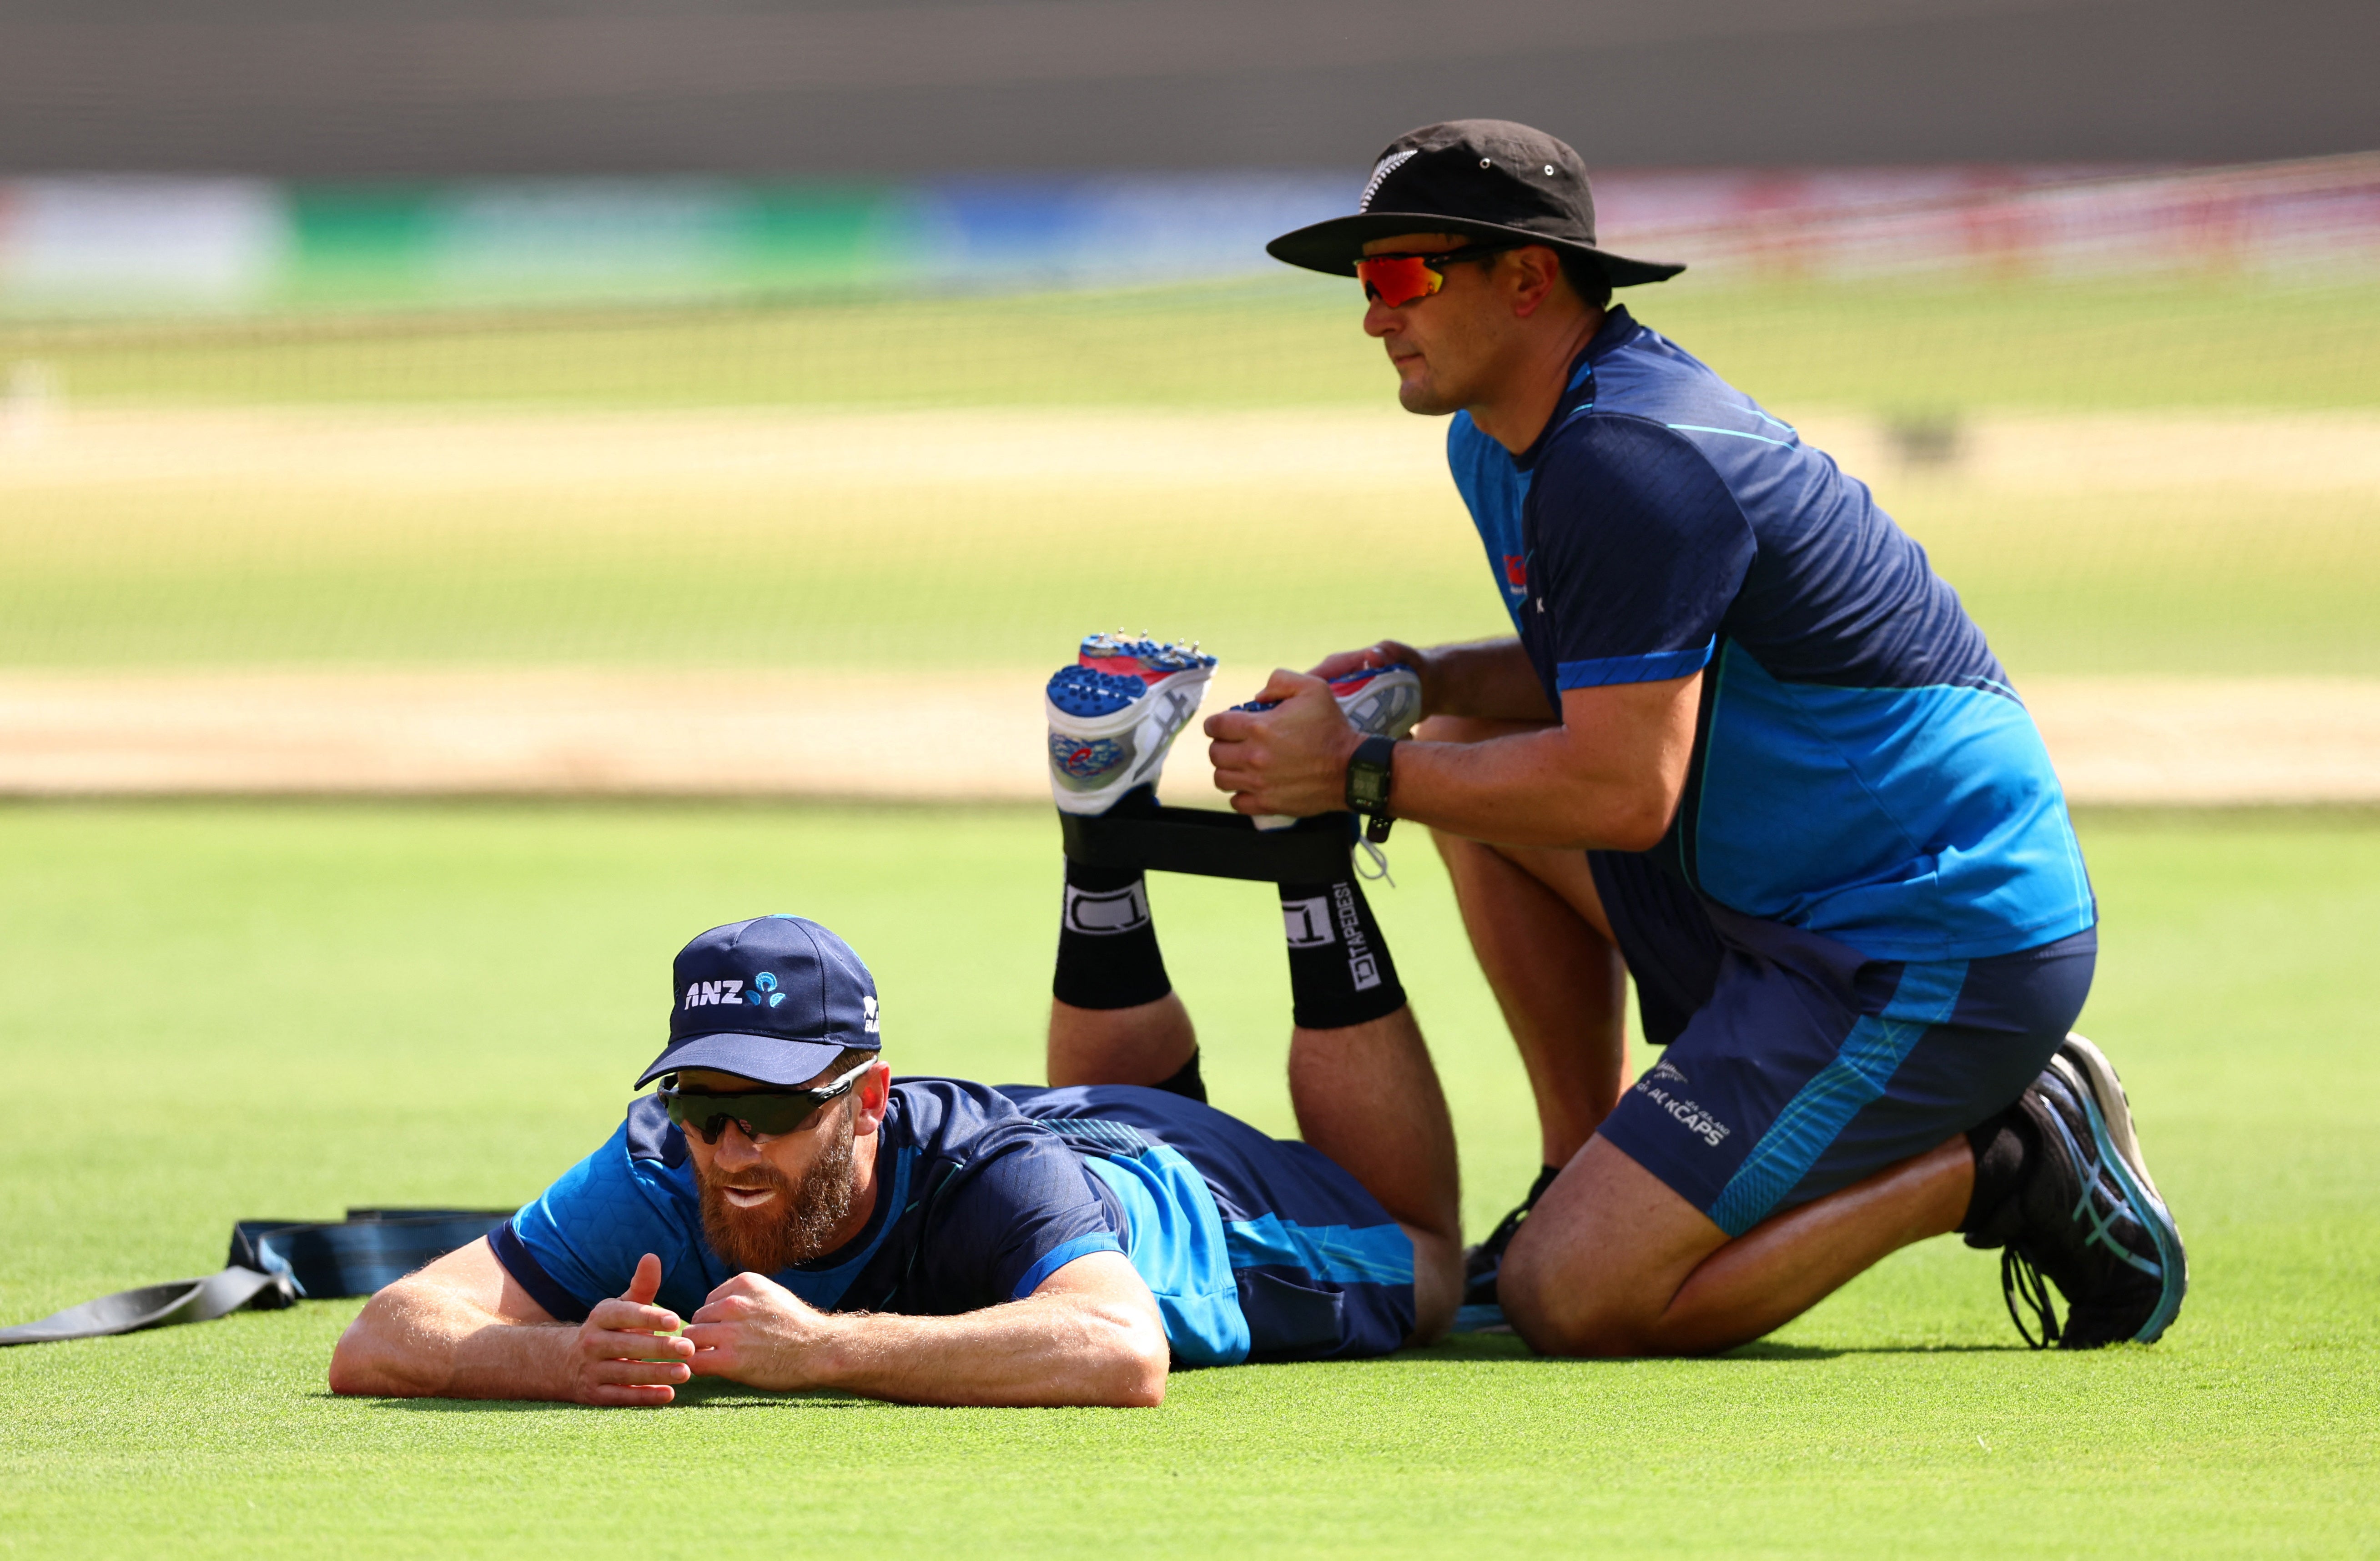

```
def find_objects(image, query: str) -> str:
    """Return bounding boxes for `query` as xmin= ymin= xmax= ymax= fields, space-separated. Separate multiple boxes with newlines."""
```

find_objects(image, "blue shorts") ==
xmin=1000 ymin=1084 xmax=1416 ymax=1362
xmin=1589 ymin=852 xmax=2096 ymax=1237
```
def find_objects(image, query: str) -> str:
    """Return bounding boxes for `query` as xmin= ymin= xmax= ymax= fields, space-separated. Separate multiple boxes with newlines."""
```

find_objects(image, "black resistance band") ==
xmin=0 ymin=1208 xmax=514 ymax=1347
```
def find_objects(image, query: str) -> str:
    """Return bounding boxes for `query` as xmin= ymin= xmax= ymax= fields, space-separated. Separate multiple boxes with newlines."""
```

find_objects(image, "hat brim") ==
xmin=1266 ymin=211 xmax=1685 ymax=288
xmin=635 ymin=1033 xmax=865 ymax=1089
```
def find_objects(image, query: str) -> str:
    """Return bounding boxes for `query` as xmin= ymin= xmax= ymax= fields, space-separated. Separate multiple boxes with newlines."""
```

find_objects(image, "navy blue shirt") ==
xmin=1447 ymin=306 xmax=2093 ymax=962
xmin=489 ymin=1079 xmax=1417 ymax=1365
xmin=495 ymin=1079 xmax=1126 ymax=1327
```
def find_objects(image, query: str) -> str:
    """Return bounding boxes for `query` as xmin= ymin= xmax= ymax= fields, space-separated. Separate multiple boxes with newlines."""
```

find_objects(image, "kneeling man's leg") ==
xmin=1504 ymin=931 xmax=2094 ymax=1355
xmin=1419 ymin=714 xmax=1631 ymax=1172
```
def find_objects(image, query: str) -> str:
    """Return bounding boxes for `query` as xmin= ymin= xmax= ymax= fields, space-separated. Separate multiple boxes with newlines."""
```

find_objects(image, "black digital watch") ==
xmin=1344 ymin=734 xmax=1399 ymax=843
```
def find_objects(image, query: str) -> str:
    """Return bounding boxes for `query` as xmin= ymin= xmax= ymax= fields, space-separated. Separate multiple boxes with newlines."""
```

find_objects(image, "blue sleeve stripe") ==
xmin=1011 ymin=1232 xmax=1125 ymax=1300
xmin=488 ymin=1219 xmax=595 ymax=1324
xmin=1557 ymin=637 xmax=1716 ymax=689
xmin=1666 ymin=422 xmax=1796 ymax=448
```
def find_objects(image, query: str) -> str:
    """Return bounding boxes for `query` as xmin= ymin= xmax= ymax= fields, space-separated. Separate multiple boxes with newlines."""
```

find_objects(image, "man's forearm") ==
xmin=1389 ymin=725 xmax=1669 ymax=849
xmin=1392 ymin=673 xmax=1701 ymax=850
xmin=330 ymin=1285 xmax=577 ymax=1400
xmin=1420 ymin=637 xmax=1555 ymax=723
xmin=769 ymin=1293 xmax=1167 ymax=1408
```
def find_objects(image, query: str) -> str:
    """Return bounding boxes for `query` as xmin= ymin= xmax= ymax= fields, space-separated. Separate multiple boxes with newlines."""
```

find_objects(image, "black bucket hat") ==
xmin=1268 ymin=119 xmax=1684 ymax=289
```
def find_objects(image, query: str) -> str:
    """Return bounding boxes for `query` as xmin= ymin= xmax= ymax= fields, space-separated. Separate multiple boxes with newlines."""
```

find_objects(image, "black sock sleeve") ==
xmin=1277 ymin=875 xmax=1407 ymax=1030
xmin=1052 ymin=859 xmax=1172 ymax=1011
xmin=1150 ymin=1049 xmax=1207 ymax=1104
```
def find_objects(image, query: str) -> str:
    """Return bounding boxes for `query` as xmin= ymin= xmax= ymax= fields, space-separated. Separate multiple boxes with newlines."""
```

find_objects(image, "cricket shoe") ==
xmin=1045 ymin=632 xmax=1218 ymax=815
xmin=1241 ymin=663 xmax=1424 ymax=831
xmin=1967 ymin=1034 xmax=2187 ymax=1349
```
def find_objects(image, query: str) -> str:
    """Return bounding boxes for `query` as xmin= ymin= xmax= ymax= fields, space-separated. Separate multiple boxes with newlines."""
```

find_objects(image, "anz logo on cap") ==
xmin=682 ymin=972 xmax=790 ymax=1009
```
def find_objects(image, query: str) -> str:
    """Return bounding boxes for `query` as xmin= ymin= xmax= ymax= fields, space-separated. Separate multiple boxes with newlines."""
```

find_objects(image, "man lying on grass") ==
xmin=329 ymin=905 xmax=1459 ymax=1407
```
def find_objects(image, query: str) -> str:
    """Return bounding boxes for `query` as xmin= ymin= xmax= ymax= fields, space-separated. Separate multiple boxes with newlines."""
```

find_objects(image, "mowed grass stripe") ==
xmin=2 ymin=464 xmax=2373 ymax=678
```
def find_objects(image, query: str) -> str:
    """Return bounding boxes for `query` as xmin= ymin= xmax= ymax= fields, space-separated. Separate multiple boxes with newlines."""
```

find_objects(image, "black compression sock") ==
xmin=1277 ymin=875 xmax=1407 ymax=1029
xmin=1151 ymin=1049 xmax=1207 ymax=1104
xmin=1958 ymin=1105 xmax=2035 ymax=1242
xmin=1052 ymin=858 xmax=1172 ymax=1010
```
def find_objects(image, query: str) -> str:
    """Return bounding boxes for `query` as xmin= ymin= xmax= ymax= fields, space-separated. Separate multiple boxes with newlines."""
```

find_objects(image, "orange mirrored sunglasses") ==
xmin=1354 ymin=241 xmax=1523 ymax=307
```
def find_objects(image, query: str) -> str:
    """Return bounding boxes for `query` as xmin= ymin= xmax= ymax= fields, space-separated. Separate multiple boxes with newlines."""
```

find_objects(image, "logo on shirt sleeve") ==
xmin=1502 ymin=552 xmax=1530 ymax=596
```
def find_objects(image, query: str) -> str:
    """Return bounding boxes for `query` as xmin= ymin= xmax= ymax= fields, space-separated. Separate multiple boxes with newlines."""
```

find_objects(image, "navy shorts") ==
xmin=1590 ymin=851 xmax=2095 ymax=1238
xmin=1003 ymin=1084 xmax=1415 ymax=1362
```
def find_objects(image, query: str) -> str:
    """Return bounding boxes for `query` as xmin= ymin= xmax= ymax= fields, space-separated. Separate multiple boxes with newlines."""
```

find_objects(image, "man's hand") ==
xmin=567 ymin=1253 xmax=696 ymax=1405
xmin=1205 ymin=668 xmax=1364 ymax=819
xmin=683 ymin=1272 xmax=839 ymax=1392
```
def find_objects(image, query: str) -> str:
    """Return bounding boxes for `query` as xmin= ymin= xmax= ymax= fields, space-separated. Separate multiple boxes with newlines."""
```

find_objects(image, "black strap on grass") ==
xmin=0 ymin=1208 xmax=514 ymax=1347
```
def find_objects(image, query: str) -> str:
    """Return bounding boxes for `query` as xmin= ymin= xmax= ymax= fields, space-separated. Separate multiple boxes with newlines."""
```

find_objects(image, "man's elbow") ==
xmin=1598 ymin=800 xmax=1671 ymax=853
xmin=1092 ymin=1309 xmax=1170 ymax=1408
xmin=326 ymin=1292 xmax=429 ymax=1398
xmin=1550 ymin=785 xmax=1673 ymax=853
xmin=326 ymin=1322 xmax=391 ymax=1397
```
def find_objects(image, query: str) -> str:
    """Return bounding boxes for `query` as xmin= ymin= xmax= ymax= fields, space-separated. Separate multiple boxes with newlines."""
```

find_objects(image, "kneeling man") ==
xmin=329 ymin=900 xmax=1458 ymax=1408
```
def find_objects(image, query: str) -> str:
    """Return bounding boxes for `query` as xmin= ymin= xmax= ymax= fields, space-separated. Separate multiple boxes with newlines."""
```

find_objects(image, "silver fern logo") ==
xmin=1357 ymin=149 xmax=1419 ymax=212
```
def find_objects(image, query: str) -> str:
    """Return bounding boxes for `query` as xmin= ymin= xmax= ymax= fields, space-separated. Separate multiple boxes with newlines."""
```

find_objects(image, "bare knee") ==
xmin=1498 ymin=1236 xmax=1663 ymax=1358
xmin=1494 ymin=1140 xmax=1723 ymax=1358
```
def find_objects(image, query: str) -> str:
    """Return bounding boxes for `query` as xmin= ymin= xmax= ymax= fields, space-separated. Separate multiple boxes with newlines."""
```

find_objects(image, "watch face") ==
xmin=1346 ymin=736 xmax=1396 ymax=813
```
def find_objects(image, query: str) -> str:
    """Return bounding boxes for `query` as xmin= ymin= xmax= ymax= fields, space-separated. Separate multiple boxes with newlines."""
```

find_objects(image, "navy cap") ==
xmin=635 ymin=915 xmax=881 ymax=1088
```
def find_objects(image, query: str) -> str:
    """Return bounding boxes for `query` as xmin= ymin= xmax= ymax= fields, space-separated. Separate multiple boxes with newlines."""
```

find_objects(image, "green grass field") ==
xmin=1 ymin=801 xmax=2374 ymax=1557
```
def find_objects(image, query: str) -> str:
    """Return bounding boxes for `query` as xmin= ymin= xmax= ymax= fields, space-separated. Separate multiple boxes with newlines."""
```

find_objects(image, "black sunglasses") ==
xmin=656 ymin=1059 xmax=875 ymax=1145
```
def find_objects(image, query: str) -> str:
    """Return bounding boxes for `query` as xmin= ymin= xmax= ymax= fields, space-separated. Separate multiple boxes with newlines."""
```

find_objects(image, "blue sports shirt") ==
xmin=1445 ymin=306 xmax=2093 ymax=962
xmin=492 ymin=1079 xmax=1414 ymax=1365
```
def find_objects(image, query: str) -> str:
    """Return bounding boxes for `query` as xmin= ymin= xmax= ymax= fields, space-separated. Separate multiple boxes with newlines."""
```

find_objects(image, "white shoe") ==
xmin=1045 ymin=632 xmax=1218 ymax=815
xmin=1244 ymin=663 xmax=1423 ymax=830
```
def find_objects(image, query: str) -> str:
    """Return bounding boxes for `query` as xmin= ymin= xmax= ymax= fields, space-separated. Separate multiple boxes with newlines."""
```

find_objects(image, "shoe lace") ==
xmin=1474 ymin=1165 xmax=1565 ymax=1265
xmin=1478 ymin=1200 xmax=1532 ymax=1258
xmin=2001 ymin=1246 xmax=2063 ymax=1350
xmin=1354 ymin=836 xmax=1395 ymax=887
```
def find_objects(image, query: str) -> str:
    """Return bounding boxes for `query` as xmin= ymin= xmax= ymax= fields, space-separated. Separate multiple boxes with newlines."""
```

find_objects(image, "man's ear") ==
xmin=852 ymin=1060 xmax=893 ymax=1134
xmin=1506 ymin=245 xmax=1566 ymax=319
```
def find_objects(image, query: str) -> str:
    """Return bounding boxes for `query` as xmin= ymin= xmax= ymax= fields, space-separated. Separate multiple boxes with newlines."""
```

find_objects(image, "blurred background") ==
xmin=2 ymin=0 xmax=2375 ymax=803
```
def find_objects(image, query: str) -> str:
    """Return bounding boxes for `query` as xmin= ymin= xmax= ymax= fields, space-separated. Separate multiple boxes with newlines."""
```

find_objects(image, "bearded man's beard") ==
xmin=696 ymin=1108 xmax=860 ymax=1273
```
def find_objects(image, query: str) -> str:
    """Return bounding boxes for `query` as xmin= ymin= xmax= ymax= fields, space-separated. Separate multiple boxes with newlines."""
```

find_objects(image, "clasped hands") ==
xmin=1204 ymin=640 xmax=1426 ymax=818
xmin=563 ymin=1251 xmax=835 ymax=1406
